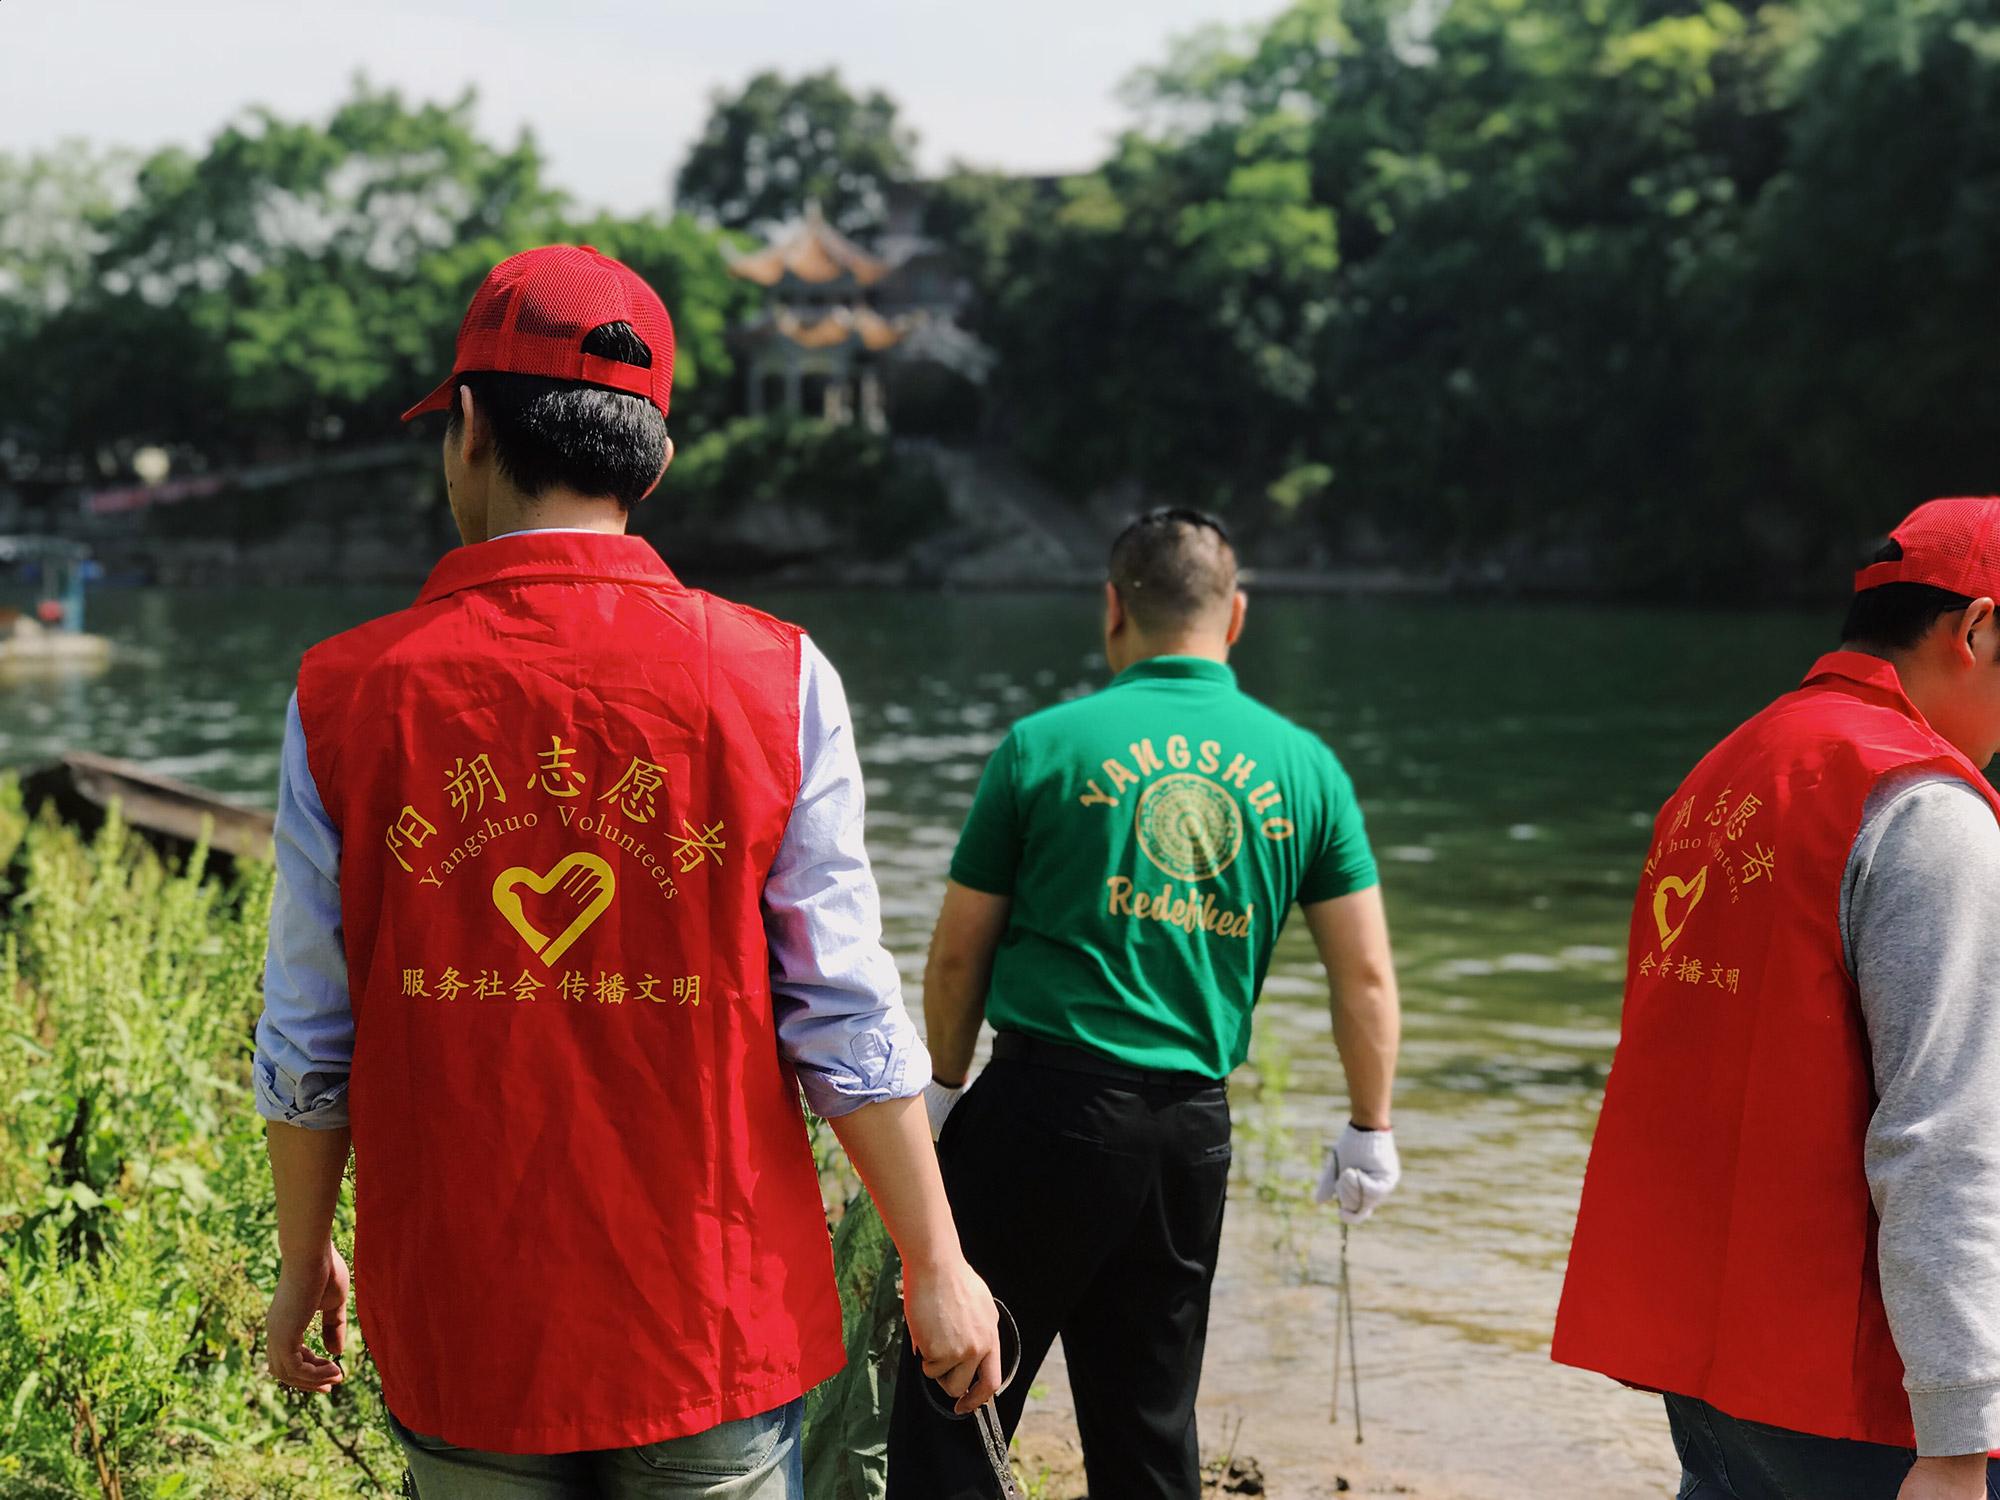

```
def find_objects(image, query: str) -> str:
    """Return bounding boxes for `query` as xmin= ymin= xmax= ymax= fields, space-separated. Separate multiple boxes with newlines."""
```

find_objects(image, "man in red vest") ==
xmin=251 ymin=245 xmax=1001 ymax=1496
xmin=1555 ymin=496 xmax=2000 ymax=1500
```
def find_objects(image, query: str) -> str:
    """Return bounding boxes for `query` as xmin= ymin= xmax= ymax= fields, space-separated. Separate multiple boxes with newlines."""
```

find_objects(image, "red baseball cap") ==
xmin=1855 ymin=496 xmax=2000 ymax=598
xmin=401 ymin=244 xmax=675 ymax=423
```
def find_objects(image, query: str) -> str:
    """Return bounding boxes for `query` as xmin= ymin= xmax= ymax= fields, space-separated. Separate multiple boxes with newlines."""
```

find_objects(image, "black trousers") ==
xmin=1667 ymin=1394 xmax=2000 ymax=1499
xmin=885 ymin=1050 xmax=1233 ymax=1500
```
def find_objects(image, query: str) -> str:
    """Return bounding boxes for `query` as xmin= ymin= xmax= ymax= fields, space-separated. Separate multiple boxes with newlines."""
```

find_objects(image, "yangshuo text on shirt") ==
xmin=1076 ymin=731 xmax=1286 ymax=943
xmin=1075 ymin=731 xmax=1298 ymax=843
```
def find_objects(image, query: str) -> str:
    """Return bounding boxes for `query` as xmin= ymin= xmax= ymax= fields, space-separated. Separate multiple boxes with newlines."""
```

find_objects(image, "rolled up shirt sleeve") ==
xmin=252 ymin=692 xmax=354 ymax=1130
xmin=764 ymin=637 xmax=930 ymax=1118
xmin=1845 ymin=773 xmax=2000 ymax=1456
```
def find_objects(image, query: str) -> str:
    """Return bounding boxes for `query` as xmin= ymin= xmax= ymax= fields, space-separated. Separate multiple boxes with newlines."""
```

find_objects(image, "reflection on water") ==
xmin=0 ymin=583 xmax=1835 ymax=1495
xmin=0 ymin=587 xmax=410 ymax=795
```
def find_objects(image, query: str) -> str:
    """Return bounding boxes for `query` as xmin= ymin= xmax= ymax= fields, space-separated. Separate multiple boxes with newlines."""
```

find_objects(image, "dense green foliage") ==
xmin=647 ymin=416 xmax=949 ymax=560
xmin=7 ymin=3 xmax=2000 ymax=594
xmin=0 ymin=84 xmax=754 ymax=473
xmin=674 ymin=70 xmax=918 ymax=238
xmin=955 ymin=0 xmax=2000 ymax=593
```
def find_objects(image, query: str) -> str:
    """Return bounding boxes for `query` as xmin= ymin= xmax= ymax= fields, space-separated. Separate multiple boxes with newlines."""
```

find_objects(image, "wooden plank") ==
xmin=20 ymin=752 xmax=273 ymax=867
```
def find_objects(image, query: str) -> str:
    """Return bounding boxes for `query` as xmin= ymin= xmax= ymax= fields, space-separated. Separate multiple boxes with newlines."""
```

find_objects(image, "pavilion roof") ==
xmin=739 ymin=306 xmax=906 ymax=354
xmin=728 ymin=203 xmax=890 ymax=291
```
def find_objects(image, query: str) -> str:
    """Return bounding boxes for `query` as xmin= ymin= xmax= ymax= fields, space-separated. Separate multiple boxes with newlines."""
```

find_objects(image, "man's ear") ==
xmin=638 ymin=435 xmax=674 ymax=504
xmin=1104 ymin=580 xmax=1126 ymax=638
xmin=1961 ymin=598 xmax=1999 ymax=665
xmin=1225 ymin=590 xmax=1247 ymax=646
xmin=454 ymin=384 xmax=485 ymax=468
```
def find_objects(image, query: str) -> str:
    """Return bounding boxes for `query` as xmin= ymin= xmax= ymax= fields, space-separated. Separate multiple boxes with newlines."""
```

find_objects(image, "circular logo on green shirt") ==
xmin=1134 ymin=773 xmax=1243 ymax=882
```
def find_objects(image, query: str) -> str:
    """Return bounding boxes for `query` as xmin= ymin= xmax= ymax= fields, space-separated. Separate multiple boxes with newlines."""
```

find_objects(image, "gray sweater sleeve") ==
xmin=1843 ymin=773 xmax=2000 ymax=1456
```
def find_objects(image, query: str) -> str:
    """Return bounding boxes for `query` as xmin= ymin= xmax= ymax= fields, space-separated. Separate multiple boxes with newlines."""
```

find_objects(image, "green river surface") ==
xmin=0 ymin=585 xmax=1837 ymax=1498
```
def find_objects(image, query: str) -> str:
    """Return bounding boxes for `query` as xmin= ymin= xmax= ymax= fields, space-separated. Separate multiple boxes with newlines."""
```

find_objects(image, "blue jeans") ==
xmin=388 ymin=1399 xmax=803 ymax=1500
xmin=1666 ymin=1394 xmax=2000 ymax=1499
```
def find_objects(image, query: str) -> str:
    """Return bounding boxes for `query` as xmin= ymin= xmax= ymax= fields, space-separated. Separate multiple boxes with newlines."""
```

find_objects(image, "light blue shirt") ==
xmin=252 ymin=559 xmax=928 ymax=1128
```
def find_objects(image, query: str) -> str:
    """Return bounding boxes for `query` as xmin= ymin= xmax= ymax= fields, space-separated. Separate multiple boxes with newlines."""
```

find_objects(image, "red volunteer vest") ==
xmin=296 ymin=533 xmax=843 ymax=1454
xmin=1552 ymin=652 xmax=2000 ymax=1447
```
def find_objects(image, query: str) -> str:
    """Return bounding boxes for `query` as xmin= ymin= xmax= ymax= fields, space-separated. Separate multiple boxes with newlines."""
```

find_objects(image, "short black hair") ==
xmin=444 ymin=321 xmax=667 ymax=509
xmin=1108 ymin=507 xmax=1238 ymax=634
xmin=1841 ymin=537 xmax=1975 ymax=650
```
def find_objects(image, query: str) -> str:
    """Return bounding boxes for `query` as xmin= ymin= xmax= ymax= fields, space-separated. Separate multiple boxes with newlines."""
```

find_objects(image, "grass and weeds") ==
xmin=1237 ymin=1030 xmax=1313 ymax=1282
xmin=0 ymin=775 xmax=402 ymax=1498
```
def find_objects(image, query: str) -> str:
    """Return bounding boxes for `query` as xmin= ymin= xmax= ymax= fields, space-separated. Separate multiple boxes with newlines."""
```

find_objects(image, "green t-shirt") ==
xmin=949 ymin=655 xmax=1379 ymax=1078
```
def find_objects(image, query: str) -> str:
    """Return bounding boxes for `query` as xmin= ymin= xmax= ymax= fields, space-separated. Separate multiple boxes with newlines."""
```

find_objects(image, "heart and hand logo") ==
xmin=493 ymin=852 xmax=616 ymax=966
xmin=1651 ymin=866 xmax=1708 ymax=952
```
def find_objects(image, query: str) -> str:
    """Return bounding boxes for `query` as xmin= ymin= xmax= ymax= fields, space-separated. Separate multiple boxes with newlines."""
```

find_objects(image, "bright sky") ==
xmin=1 ymin=0 xmax=1283 ymax=213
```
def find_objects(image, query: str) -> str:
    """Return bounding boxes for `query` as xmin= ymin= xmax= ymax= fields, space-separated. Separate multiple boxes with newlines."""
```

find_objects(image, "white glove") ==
xmin=922 ymin=1079 xmax=965 ymax=1141
xmin=1315 ymin=1123 xmax=1400 ymax=1225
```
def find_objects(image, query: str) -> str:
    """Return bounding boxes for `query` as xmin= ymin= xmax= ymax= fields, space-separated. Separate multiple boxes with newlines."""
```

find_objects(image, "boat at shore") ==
xmin=0 ymin=537 xmax=112 ymax=680
xmin=19 ymin=752 xmax=273 ymax=874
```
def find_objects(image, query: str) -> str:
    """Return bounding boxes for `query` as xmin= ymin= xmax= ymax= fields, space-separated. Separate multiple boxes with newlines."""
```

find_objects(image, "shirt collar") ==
xmin=414 ymin=531 xmax=680 ymax=607
xmin=1112 ymin=654 xmax=1237 ymax=689
xmin=1801 ymin=649 xmax=1911 ymax=697
xmin=1800 ymin=649 xmax=1934 ymax=723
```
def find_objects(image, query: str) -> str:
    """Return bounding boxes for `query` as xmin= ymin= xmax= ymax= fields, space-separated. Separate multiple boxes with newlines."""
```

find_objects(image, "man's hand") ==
xmin=264 ymin=1121 xmax=353 ymax=1392
xmin=904 ymin=1253 xmax=1004 ymax=1415
xmin=1898 ymin=1454 xmax=1990 ymax=1500
xmin=1314 ymin=1123 xmax=1401 ymax=1224
xmin=265 ymin=1244 xmax=350 ymax=1393
xmin=923 ymin=1079 xmax=965 ymax=1140
xmin=826 ymin=1094 xmax=1003 ymax=1412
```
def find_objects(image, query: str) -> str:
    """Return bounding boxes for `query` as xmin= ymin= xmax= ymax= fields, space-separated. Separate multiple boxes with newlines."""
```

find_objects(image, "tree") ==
xmin=0 ymin=143 xmax=130 ymax=321
xmin=1291 ymin=0 xmax=1780 ymax=581
xmin=918 ymin=168 xmax=1045 ymax=295
xmin=1699 ymin=0 xmax=2000 ymax=578
xmin=0 ymin=143 xmax=133 ymax=460
xmin=966 ymin=0 xmax=1804 ymax=587
xmin=978 ymin=121 xmax=1338 ymax=519
xmin=0 ymin=80 xmax=747 ymax=467
xmin=674 ymin=70 xmax=917 ymax=238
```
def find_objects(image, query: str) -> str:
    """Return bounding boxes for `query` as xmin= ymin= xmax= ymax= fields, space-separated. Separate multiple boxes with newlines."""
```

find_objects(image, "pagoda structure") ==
xmin=728 ymin=204 xmax=905 ymax=430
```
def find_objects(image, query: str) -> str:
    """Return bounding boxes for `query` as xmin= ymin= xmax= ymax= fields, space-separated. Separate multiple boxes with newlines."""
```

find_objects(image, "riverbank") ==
xmin=2 ymin=432 xmax=1490 ymax=598
xmin=15 ymin=434 xmax=1839 ymax=604
xmin=991 ymin=1040 xmax=1674 ymax=1500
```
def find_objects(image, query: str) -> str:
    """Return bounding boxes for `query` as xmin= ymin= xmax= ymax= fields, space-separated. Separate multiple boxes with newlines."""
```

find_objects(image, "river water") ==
xmin=0 ymin=584 xmax=1837 ymax=1498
